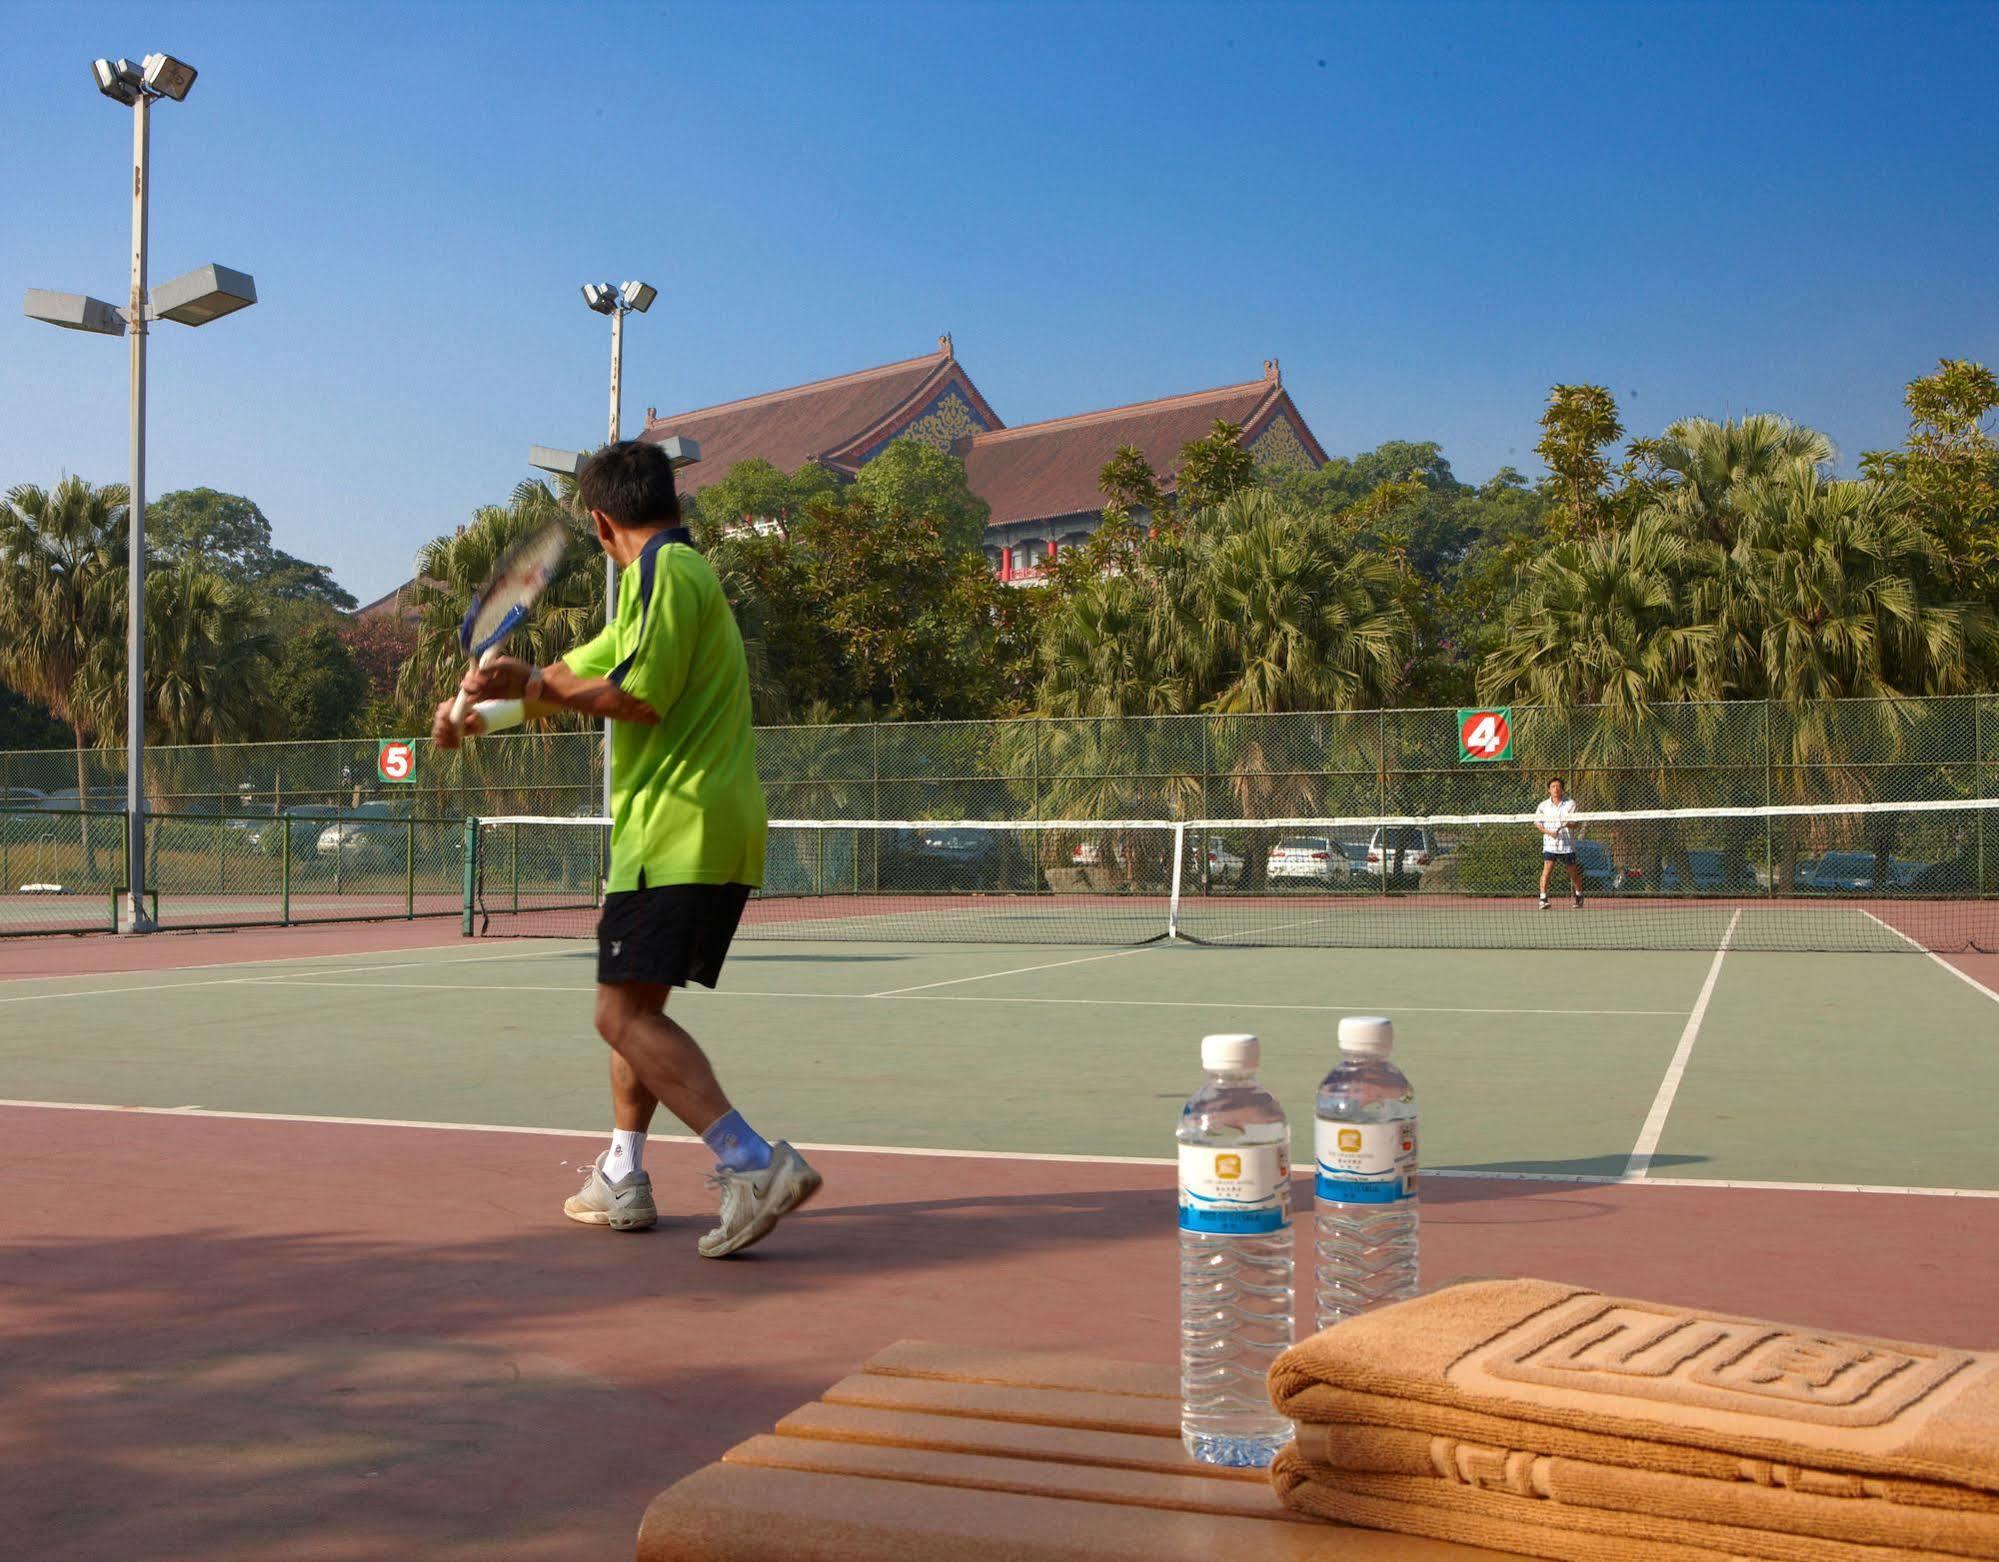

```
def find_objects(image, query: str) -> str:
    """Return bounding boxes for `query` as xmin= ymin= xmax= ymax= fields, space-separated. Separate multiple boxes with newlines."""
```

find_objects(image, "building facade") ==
xmin=640 ymin=336 xmax=1329 ymax=582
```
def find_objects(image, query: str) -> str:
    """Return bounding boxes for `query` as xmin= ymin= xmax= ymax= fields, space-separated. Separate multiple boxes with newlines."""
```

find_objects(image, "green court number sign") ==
xmin=377 ymin=739 xmax=417 ymax=783
xmin=1457 ymin=708 xmax=1513 ymax=762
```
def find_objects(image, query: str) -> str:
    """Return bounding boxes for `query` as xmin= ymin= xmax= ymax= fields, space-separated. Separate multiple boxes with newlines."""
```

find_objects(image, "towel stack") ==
xmin=1268 ymin=1279 xmax=1999 ymax=1561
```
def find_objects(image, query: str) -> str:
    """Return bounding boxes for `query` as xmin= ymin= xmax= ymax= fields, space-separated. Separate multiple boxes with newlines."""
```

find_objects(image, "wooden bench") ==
xmin=638 ymin=1341 xmax=1513 ymax=1561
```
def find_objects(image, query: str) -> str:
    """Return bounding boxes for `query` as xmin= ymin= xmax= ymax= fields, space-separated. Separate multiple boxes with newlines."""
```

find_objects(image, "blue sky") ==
xmin=4 ymin=0 xmax=1995 ymax=604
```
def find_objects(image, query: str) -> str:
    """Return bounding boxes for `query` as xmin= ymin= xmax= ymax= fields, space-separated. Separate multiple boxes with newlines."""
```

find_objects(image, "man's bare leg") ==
xmin=1539 ymin=858 xmax=1554 ymax=906
xmin=595 ymin=982 xmax=732 ymax=1133
xmin=593 ymin=980 xmax=821 ymax=1257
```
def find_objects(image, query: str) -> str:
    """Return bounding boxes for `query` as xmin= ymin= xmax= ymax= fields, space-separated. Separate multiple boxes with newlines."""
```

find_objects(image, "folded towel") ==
xmin=1267 ymin=1279 xmax=1999 ymax=1561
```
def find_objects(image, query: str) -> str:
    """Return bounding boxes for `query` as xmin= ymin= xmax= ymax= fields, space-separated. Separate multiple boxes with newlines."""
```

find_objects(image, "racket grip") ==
xmin=470 ymin=698 xmax=525 ymax=734
xmin=449 ymin=647 xmax=503 ymax=730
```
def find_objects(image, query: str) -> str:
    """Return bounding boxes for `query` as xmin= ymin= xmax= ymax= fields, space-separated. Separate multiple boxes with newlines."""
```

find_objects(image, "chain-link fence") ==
xmin=5 ymin=696 xmax=1999 ymax=935
xmin=0 ymin=806 xmax=468 ymax=937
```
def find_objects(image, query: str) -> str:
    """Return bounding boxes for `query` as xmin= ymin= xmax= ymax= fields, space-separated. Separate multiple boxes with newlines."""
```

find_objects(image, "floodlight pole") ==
xmin=124 ymin=89 xmax=154 ymax=931
xmin=602 ymin=306 xmax=625 ymax=818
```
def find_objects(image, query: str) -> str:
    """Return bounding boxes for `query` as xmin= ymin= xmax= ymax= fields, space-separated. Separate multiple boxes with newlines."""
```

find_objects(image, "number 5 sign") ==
xmin=1457 ymin=708 xmax=1513 ymax=763
xmin=377 ymin=739 xmax=417 ymax=783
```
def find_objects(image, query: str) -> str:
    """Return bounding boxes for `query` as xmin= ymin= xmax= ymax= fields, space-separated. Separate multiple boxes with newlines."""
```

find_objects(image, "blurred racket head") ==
xmin=458 ymin=519 xmax=571 ymax=658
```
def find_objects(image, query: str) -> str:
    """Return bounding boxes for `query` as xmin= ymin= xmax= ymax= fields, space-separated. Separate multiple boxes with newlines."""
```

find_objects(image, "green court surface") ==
xmin=5 ymin=934 xmax=1998 ymax=1193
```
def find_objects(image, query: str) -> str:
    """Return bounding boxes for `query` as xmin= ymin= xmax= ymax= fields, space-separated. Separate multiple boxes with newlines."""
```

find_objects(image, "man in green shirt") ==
xmin=433 ymin=440 xmax=820 ymax=1256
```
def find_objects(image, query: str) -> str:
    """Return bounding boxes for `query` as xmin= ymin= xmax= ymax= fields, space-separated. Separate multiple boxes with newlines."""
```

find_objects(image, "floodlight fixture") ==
xmin=529 ymin=444 xmax=586 ymax=477
xmin=24 ymin=288 xmax=128 ymax=336
xmin=620 ymin=280 xmax=657 ymax=313
xmin=656 ymin=435 xmax=701 ymax=469
xmin=149 ymin=263 xmax=257 ymax=326
xmin=581 ymin=282 xmax=618 ymax=314
xmin=92 ymin=58 xmax=141 ymax=105
xmin=140 ymin=53 xmax=197 ymax=101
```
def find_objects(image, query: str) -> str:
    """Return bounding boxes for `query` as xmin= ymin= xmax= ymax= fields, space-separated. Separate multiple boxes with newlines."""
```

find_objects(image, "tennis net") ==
xmin=466 ymin=799 xmax=1999 ymax=953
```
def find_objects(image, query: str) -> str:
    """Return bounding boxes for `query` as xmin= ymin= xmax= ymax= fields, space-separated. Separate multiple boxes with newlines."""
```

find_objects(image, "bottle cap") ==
xmin=1337 ymin=1016 xmax=1394 ymax=1056
xmin=1201 ymin=1033 xmax=1260 ymax=1072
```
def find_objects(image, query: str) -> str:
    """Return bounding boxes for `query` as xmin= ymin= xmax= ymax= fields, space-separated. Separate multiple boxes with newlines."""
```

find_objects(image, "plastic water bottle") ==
xmin=1178 ymin=1032 xmax=1294 ymax=1467
xmin=1314 ymin=1016 xmax=1419 ymax=1331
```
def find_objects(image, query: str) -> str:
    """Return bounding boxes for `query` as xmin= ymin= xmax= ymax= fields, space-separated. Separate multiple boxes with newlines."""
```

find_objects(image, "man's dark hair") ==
xmin=1549 ymin=776 xmax=1566 ymax=789
xmin=577 ymin=440 xmax=681 ymax=529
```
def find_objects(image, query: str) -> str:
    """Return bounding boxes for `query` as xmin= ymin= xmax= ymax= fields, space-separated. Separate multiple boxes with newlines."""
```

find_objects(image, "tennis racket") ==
xmin=449 ymin=519 xmax=571 ymax=731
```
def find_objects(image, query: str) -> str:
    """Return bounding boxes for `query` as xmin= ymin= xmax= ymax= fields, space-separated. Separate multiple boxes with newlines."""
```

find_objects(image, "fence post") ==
xmin=405 ymin=818 xmax=416 ymax=919
xmin=280 ymin=818 xmax=291 ymax=926
xmin=511 ymin=821 xmax=521 ymax=914
xmin=871 ymin=722 xmax=881 ymax=823
xmin=460 ymin=817 xmax=478 ymax=936
xmin=1762 ymin=700 xmax=1774 ymax=895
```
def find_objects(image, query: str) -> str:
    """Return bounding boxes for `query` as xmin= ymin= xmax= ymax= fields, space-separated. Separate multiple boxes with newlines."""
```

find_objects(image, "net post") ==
xmin=460 ymin=816 xmax=478 ymax=937
xmin=1168 ymin=822 xmax=1186 ymax=941
xmin=1975 ymin=698 xmax=1989 ymax=899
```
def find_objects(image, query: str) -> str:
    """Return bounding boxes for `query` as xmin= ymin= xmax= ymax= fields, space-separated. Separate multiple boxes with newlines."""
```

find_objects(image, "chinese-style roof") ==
xmin=963 ymin=368 xmax=1328 ymax=527
xmin=639 ymin=337 xmax=1006 ymax=490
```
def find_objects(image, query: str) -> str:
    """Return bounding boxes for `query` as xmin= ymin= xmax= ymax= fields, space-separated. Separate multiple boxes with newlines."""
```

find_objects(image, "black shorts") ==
xmin=597 ymin=882 xmax=753 ymax=989
xmin=1544 ymin=849 xmax=1578 ymax=864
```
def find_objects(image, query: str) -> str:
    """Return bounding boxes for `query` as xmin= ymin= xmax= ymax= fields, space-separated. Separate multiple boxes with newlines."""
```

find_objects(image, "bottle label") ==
xmin=1315 ymin=1118 xmax=1418 ymax=1204
xmin=1178 ymin=1143 xmax=1291 ymax=1234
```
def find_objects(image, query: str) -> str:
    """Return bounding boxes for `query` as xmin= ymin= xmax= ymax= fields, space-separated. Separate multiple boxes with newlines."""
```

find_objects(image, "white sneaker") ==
xmin=698 ymin=1142 xmax=822 ymax=1258
xmin=1538 ymin=896 xmax=1550 ymax=911
xmin=563 ymin=1151 xmax=658 ymax=1231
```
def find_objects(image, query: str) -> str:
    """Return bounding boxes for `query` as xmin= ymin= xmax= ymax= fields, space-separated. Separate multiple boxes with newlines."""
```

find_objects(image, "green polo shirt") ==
xmin=561 ymin=528 xmax=766 ymax=891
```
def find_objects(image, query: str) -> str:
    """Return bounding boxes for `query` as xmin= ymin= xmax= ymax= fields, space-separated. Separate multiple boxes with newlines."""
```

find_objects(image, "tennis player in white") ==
xmin=1535 ymin=777 xmax=1584 ymax=909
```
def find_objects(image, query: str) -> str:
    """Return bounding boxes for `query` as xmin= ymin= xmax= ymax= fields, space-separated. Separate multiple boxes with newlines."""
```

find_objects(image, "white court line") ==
xmin=222 ymin=976 xmax=1682 ymax=1019
xmin=2 ymin=1097 xmax=1994 ymax=1197
xmin=1859 ymin=909 xmax=1999 ymax=1008
xmin=865 ymin=945 xmax=1157 ymax=996
xmin=0 ymin=936 xmax=553 ymax=985
xmin=0 ymin=945 xmax=576 ymax=1006
xmin=1624 ymin=908 xmax=1740 ymax=1180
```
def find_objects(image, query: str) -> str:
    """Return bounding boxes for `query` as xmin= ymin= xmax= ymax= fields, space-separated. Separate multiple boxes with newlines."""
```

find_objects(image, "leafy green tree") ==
xmin=266 ymin=623 xmax=371 ymax=741
xmin=1536 ymin=385 xmax=1626 ymax=538
xmin=1862 ymin=359 xmax=1999 ymax=589
xmin=1173 ymin=420 xmax=1258 ymax=514
xmin=0 ymin=682 xmax=72 ymax=750
xmin=149 ymin=488 xmax=355 ymax=609
xmin=1097 ymin=443 xmax=1169 ymax=526
xmin=851 ymin=440 xmax=990 ymax=556
xmin=684 ymin=458 xmax=840 ymax=543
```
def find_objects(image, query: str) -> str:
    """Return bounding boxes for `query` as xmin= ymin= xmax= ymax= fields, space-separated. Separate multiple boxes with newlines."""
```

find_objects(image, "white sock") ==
xmin=605 ymin=1128 xmax=646 ymax=1181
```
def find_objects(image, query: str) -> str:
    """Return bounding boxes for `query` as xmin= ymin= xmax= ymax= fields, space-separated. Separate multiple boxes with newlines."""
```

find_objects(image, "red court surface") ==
xmin=5 ymin=1103 xmax=1997 ymax=1562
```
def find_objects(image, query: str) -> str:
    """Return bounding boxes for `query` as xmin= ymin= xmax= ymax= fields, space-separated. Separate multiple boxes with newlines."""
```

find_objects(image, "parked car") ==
xmin=1797 ymin=851 xmax=1923 ymax=893
xmin=1654 ymin=849 xmax=1756 ymax=894
xmin=1267 ymin=835 xmax=1347 ymax=885
xmin=888 ymin=825 xmax=1008 ymax=890
xmin=35 ymin=787 xmax=131 ymax=811
xmin=317 ymin=802 xmax=404 ymax=863
xmin=2 ymin=787 xmax=46 ymax=808
xmin=1188 ymin=834 xmax=1245 ymax=886
xmin=1571 ymin=839 xmax=1629 ymax=893
xmin=1361 ymin=825 xmax=1447 ymax=879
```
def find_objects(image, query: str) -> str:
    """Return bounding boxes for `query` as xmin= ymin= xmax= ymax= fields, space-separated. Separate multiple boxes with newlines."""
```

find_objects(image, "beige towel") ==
xmin=1267 ymin=1279 xmax=1999 ymax=1561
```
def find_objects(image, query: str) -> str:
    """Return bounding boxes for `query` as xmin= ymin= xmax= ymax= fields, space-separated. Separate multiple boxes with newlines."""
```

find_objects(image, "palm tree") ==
xmin=1181 ymin=492 xmax=1411 ymax=718
xmin=1481 ymin=512 xmax=1716 ymax=885
xmin=1640 ymin=415 xmax=1836 ymax=549
xmin=143 ymin=561 xmax=274 ymax=744
xmin=397 ymin=480 xmax=600 ymax=724
xmin=0 ymin=478 xmax=129 ymax=870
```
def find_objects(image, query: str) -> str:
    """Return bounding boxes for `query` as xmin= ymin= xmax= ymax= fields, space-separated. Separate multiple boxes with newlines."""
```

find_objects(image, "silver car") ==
xmin=1266 ymin=834 xmax=1346 ymax=884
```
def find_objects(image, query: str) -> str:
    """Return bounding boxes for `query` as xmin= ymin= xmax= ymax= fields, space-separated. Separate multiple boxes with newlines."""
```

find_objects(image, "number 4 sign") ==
xmin=1457 ymin=708 xmax=1513 ymax=763
xmin=377 ymin=740 xmax=417 ymax=783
